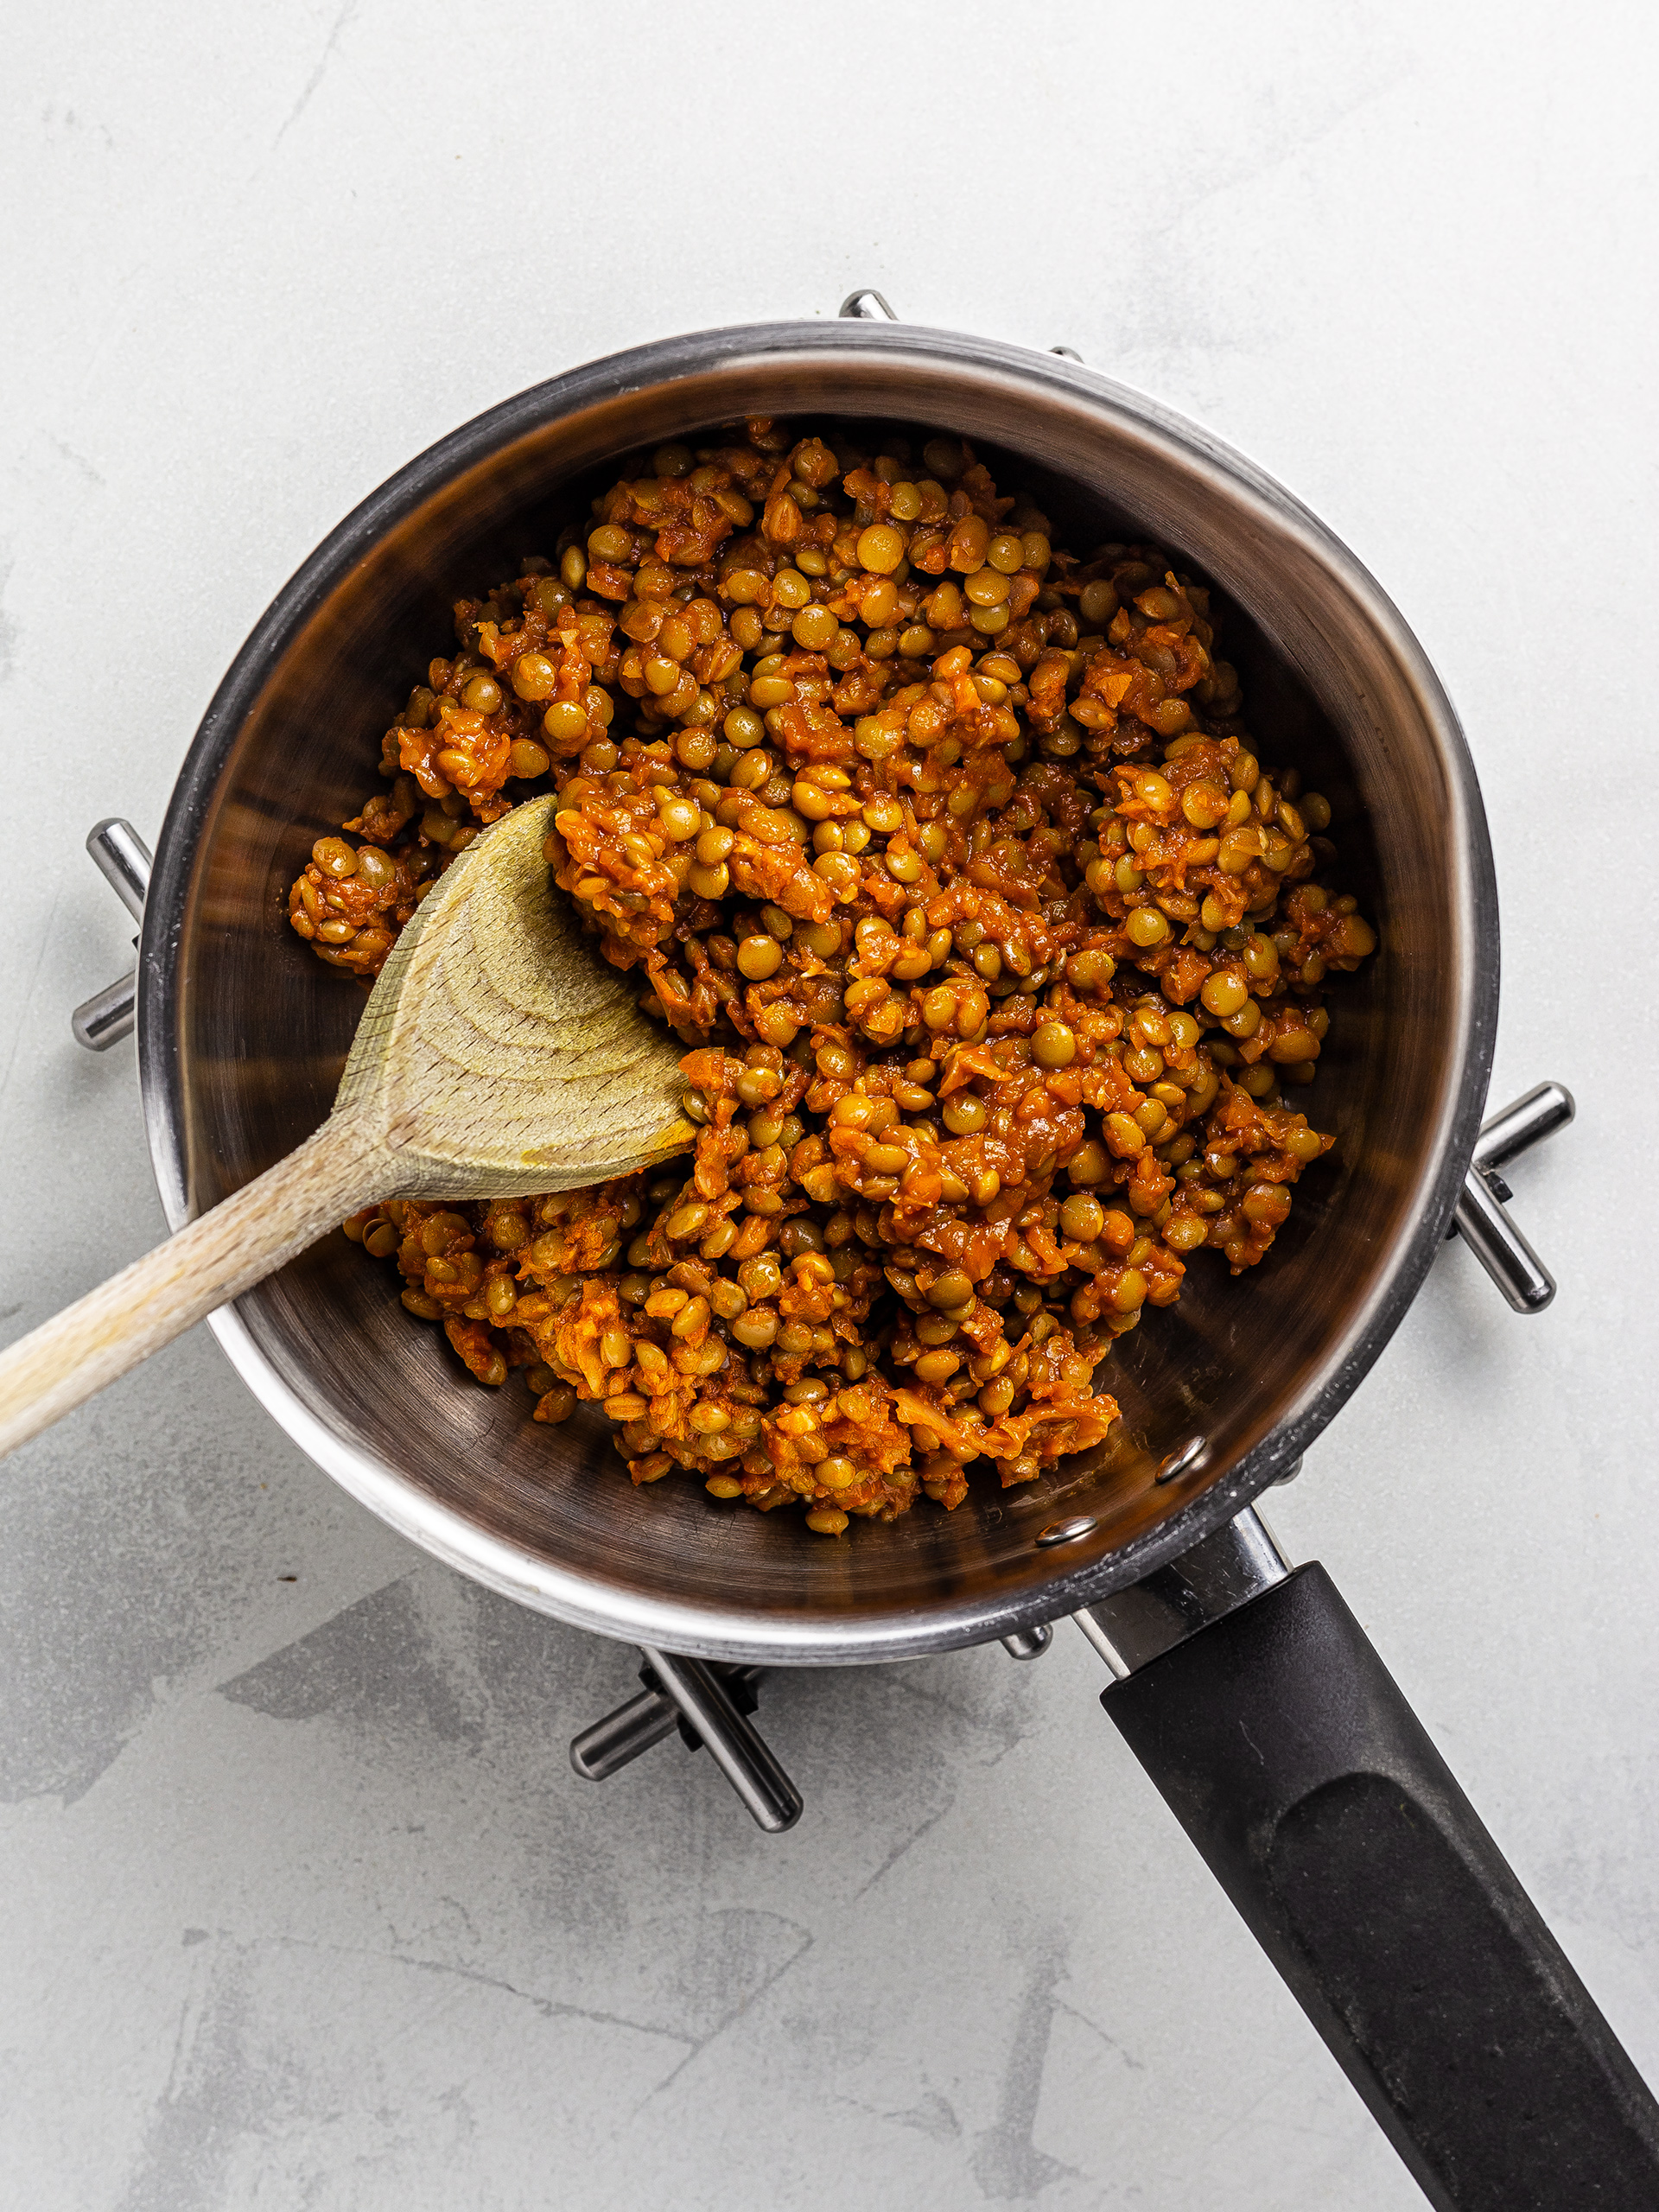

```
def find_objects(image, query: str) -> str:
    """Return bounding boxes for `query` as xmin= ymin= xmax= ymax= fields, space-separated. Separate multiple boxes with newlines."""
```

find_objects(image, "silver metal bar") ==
xmin=1000 ymin=1623 xmax=1053 ymax=1661
xmin=73 ymin=819 xmax=153 ymax=1051
xmin=1473 ymin=1081 xmax=1574 ymax=1175
xmin=1453 ymin=1168 xmax=1554 ymax=1313
xmin=86 ymin=818 xmax=152 ymax=921
xmin=1072 ymin=1609 xmax=1131 ymax=1680
xmin=569 ymin=1687 xmax=682 ymax=1781
xmin=837 ymin=288 xmax=897 ymax=321
xmin=1445 ymin=1080 xmax=1571 ymax=1313
xmin=1073 ymin=1505 xmax=1292 ymax=1679
xmin=570 ymin=1664 xmax=766 ymax=1782
xmin=637 ymin=1647 xmax=803 ymax=1833
xmin=71 ymin=970 xmax=138 ymax=1052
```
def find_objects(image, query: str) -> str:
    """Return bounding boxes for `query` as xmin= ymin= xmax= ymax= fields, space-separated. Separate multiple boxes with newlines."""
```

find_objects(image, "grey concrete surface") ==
xmin=3 ymin=3 xmax=1656 ymax=2205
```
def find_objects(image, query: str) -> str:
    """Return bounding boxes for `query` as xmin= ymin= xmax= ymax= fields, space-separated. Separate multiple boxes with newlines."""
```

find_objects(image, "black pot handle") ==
xmin=1098 ymin=1559 xmax=1659 ymax=2210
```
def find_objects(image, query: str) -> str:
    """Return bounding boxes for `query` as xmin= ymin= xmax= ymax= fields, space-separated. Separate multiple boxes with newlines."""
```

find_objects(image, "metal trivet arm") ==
xmin=1450 ymin=1080 xmax=1573 ymax=1311
xmin=572 ymin=1656 xmax=799 ymax=1833
xmin=71 ymin=819 xmax=151 ymax=1050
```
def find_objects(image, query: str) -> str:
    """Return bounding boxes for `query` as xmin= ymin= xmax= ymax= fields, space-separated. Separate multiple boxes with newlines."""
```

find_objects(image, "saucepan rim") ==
xmin=136 ymin=319 xmax=1497 ymax=1660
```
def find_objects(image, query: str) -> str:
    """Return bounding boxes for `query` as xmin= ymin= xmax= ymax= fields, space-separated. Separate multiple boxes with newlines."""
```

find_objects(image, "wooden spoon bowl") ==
xmin=0 ymin=795 xmax=694 ymax=1458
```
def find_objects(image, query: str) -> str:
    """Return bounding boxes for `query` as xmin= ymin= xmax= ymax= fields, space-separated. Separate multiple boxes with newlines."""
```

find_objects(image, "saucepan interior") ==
xmin=139 ymin=324 xmax=1496 ymax=1662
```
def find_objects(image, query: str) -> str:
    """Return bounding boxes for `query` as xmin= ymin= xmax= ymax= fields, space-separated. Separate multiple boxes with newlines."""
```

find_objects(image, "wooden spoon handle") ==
xmin=0 ymin=1110 xmax=397 ymax=1460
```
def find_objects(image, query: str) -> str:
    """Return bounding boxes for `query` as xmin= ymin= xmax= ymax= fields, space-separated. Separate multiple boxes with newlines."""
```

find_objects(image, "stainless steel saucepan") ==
xmin=92 ymin=299 xmax=1658 ymax=2208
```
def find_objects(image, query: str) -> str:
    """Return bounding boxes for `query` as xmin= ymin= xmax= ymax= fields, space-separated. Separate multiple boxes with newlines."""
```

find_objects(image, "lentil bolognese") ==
xmin=289 ymin=421 xmax=1376 ymax=1534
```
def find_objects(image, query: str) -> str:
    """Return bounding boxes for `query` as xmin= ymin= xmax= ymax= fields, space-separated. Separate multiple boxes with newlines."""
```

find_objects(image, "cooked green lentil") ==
xmin=306 ymin=418 xmax=1377 ymax=1532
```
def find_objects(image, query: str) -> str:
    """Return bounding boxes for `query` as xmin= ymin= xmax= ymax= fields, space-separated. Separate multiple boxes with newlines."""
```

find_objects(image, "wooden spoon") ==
xmin=0 ymin=795 xmax=695 ymax=1459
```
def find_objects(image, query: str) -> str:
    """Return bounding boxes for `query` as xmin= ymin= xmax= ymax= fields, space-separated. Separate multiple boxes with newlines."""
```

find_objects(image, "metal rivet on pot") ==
xmin=1156 ymin=1435 xmax=1206 ymax=1484
xmin=1037 ymin=1515 xmax=1098 ymax=1548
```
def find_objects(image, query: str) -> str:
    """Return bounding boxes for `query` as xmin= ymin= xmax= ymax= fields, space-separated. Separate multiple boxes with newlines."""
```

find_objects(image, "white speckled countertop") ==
xmin=3 ymin=4 xmax=1656 ymax=2205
